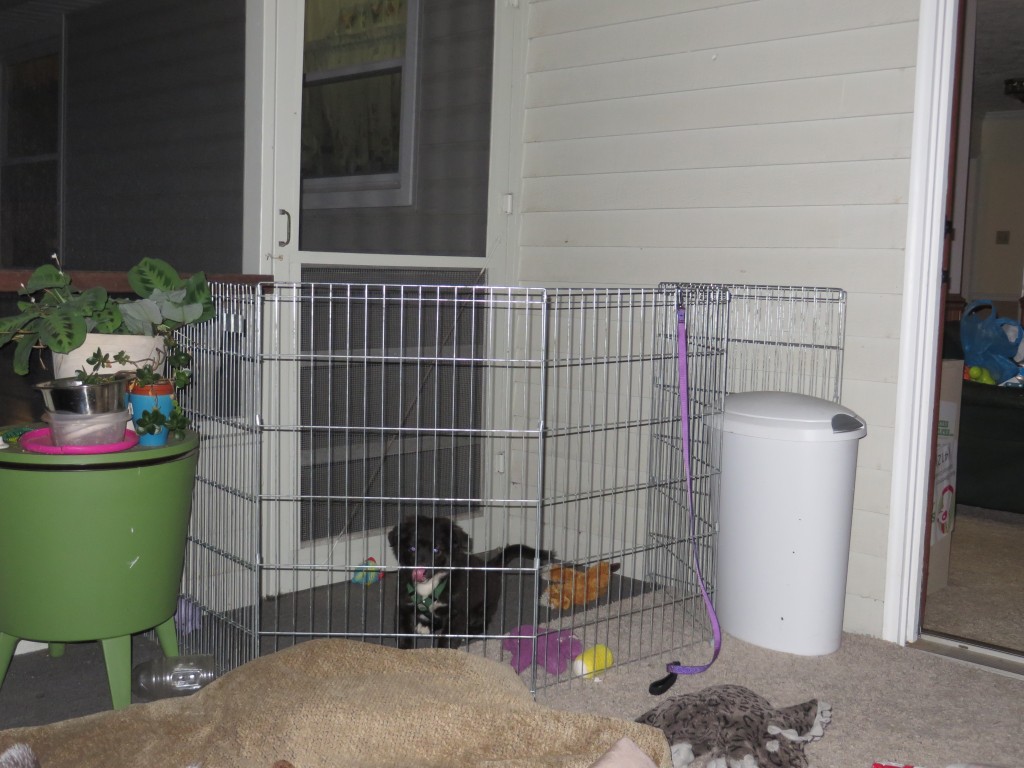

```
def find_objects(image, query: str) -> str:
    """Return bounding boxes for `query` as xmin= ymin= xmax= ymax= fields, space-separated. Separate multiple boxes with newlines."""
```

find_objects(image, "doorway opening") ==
xmin=919 ymin=0 xmax=1024 ymax=669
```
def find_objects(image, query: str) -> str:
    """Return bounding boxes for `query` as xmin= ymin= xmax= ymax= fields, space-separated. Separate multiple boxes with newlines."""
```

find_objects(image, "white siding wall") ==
xmin=512 ymin=0 xmax=922 ymax=637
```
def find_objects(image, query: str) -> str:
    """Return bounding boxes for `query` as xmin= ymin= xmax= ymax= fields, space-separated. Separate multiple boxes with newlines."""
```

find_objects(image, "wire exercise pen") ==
xmin=663 ymin=283 xmax=847 ymax=403
xmin=174 ymin=281 xmax=846 ymax=692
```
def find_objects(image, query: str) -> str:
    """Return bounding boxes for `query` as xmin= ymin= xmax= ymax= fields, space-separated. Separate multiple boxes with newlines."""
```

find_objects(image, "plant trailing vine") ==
xmin=123 ymin=339 xmax=195 ymax=439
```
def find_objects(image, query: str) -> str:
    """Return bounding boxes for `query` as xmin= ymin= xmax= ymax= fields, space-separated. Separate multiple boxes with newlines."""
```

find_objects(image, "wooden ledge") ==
xmin=0 ymin=270 xmax=272 ymax=294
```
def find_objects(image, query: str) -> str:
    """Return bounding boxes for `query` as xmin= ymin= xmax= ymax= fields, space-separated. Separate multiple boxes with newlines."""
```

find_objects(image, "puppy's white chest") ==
xmin=415 ymin=573 xmax=447 ymax=614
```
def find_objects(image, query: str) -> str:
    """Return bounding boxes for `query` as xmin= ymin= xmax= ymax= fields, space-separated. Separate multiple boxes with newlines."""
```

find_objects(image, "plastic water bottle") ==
xmin=131 ymin=654 xmax=217 ymax=701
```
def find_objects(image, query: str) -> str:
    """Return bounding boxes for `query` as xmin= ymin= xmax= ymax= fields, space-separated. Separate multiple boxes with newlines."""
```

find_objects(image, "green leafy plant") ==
xmin=72 ymin=349 xmax=126 ymax=385
xmin=73 ymin=340 xmax=191 ymax=384
xmin=127 ymin=342 xmax=193 ymax=389
xmin=131 ymin=400 xmax=191 ymax=440
xmin=124 ymin=337 xmax=195 ymax=438
xmin=0 ymin=254 xmax=214 ymax=375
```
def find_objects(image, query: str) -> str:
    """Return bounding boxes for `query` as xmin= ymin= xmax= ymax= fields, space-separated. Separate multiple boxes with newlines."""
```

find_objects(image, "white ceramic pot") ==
xmin=52 ymin=333 xmax=166 ymax=379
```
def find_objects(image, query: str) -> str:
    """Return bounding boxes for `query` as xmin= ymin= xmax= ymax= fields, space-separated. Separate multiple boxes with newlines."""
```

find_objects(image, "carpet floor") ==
xmin=920 ymin=505 xmax=1024 ymax=653
xmin=2 ymin=508 xmax=1020 ymax=768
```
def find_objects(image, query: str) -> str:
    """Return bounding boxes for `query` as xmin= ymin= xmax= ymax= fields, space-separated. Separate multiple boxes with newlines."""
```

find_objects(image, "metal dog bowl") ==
xmin=34 ymin=372 xmax=134 ymax=415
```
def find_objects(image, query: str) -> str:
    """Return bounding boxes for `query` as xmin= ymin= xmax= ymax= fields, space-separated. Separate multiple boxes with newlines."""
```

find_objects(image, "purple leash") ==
xmin=648 ymin=307 xmax=722 ymax=695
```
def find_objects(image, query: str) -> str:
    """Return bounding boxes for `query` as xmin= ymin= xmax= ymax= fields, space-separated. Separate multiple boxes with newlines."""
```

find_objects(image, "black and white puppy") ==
xmin=387 ymin=514 xmax=549 ymax=649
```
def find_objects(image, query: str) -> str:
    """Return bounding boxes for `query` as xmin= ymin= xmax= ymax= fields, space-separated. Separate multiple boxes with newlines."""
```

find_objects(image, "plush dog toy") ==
xmin=636 ymin=684 xmax=831 ymax=768
xmin=540 ymin=561 xmax=620 ymax=610
xmin=502 ymin=625 xmax=583 ymax=675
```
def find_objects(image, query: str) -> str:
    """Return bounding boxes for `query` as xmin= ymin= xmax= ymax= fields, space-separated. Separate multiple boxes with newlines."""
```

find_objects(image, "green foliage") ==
xmin=78 ymin=348 xmax=117 ymax=385
xmin=75 ymin=337 xmax=196 ymax=435
xmin=132 ymin=401 xmax=191 ymax=441
xmin=126 ymin=259 xmax=215 ymax=331
xmin=0 ymin=255 xmax=213 ymax=376
xmin=124 ymin=338 xmax=194 ymax=435
xmin=130 ymin=343 xmax=192 ymax=389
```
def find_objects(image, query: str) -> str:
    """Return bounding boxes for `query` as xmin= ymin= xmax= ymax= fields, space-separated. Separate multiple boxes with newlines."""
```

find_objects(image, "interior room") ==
xmin=918 ymin=0 xmax=1024 ymax=660
xmin=0 ymin=2 xmax=1021 ymax=767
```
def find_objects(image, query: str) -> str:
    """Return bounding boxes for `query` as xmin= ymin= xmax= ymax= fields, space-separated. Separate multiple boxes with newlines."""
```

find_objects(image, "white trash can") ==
xmin=716 ymin=391 xmax=867 ymax=655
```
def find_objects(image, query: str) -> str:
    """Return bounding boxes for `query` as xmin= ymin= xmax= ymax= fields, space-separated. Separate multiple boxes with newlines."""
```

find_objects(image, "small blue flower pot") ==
xmin=128 ymin=390 xmax=174 ymax=447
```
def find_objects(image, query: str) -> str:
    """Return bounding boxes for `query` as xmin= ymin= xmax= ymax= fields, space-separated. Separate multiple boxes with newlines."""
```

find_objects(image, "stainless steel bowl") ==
xmin=34 ymin=372 xmax=134 ymax=415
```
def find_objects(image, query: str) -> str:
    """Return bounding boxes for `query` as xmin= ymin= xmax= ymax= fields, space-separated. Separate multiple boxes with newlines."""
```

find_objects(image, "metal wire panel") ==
xmin=660 ymin=283 xmax=847 ymax=401
xmin=254 ymin=284 xmax=552 ymax=657
xmin=645 ymin=285 xmax=730 ymax=672
xmin=175 ymin=282 xmax=264 ymax=673
xmin=174 ymin=280 xmax=844 ymax=692
xmin=647 ymin=282 xmax=848 ymax=676
xmin=521 ymin=288 xmax=703 ymax=690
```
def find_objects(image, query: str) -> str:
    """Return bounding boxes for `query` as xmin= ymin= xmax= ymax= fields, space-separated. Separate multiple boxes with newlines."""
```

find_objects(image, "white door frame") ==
xmin=884 ymin=0 xmax=960 ymax=645
xmin=242 ymin=0 xmax=276 ymax=278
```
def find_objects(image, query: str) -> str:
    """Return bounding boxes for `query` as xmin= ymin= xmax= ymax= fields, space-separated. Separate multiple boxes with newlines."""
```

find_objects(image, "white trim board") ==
xmin=884 ymin=0 xmax=959 ymax=645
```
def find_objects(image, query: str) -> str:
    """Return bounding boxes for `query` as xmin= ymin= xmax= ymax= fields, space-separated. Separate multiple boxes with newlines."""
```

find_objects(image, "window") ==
xmin=1 ymin=52 xmax=60 ymax=267
xmin=301 ymin=0 xmax=420 ymax=209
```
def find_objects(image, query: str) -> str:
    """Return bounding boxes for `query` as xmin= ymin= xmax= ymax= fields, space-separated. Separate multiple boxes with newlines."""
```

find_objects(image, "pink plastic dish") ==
xmin=19 ymin=427 xmax=139 ymax=455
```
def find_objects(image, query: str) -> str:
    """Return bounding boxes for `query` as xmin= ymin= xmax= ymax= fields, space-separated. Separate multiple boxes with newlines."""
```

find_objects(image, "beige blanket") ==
xmin=0 ymin=639 xmax=670 ymax=768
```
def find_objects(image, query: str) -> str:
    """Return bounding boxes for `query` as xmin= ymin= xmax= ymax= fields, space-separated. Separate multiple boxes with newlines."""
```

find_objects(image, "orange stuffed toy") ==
xmin=540 ymin=561 xmax=620 ymax=610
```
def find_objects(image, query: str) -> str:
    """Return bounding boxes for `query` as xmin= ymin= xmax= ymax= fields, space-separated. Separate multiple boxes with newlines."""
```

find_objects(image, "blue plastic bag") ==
xmin=960 ymin=300 xmax=1024 ymax=384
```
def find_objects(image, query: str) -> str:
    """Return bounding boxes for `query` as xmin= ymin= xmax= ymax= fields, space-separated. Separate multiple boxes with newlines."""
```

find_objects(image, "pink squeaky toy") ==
xmin=503 ymin=625 xmax=583 ymax=676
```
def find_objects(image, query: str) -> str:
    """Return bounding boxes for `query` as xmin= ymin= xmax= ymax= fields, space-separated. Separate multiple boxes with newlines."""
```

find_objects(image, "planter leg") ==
xmin=100 ymin=635 xmax=132 ymax=710
xmin=48 ymin=642 xmax=65 ymax=658
xmin=154 ymin=616 xmax=179 ymax=658
xmin=0 ymin=632 xmax=18 ymax=690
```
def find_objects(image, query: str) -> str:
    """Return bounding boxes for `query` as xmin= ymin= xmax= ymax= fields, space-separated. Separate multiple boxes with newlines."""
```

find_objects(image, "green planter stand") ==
xmin=0 ymin=429 xmax=199 ymax=710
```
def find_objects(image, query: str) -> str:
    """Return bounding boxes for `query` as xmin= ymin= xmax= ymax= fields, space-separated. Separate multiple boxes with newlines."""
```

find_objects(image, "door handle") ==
xmin=278 ymin=209 xmax=292 ymax=247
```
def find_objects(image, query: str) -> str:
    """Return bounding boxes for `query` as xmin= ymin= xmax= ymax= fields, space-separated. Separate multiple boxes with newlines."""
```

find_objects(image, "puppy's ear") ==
xmin=450 ymin=521 xmax=470 ymax=554
xmin=387 ymin=524 xmax=399 ymax=553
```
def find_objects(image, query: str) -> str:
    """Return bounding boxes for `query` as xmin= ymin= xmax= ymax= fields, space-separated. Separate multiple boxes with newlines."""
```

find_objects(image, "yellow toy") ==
xmin=572 ymin=644 xmax=614 ymax=679
xmin=540 ymin=561 xmax=620 ymax=610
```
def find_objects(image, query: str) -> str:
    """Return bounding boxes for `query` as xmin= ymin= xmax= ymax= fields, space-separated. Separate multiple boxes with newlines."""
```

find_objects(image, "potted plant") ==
xmin=0 ymin=254 xmax=213 ymax=438
xmin=125 ymin=340 xmax=195 ymax=446
xmin=0 ymin=253 xmax=213 ymax=377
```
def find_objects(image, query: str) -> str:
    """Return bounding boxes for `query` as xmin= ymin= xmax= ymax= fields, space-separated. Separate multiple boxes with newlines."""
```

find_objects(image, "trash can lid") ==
xmin=722 ymin=391 xmax=867 ymax=442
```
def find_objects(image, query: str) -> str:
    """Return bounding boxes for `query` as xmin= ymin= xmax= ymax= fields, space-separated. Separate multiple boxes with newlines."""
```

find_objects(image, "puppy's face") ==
xmin=388 ymin=516 xmax=469 ymax=583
